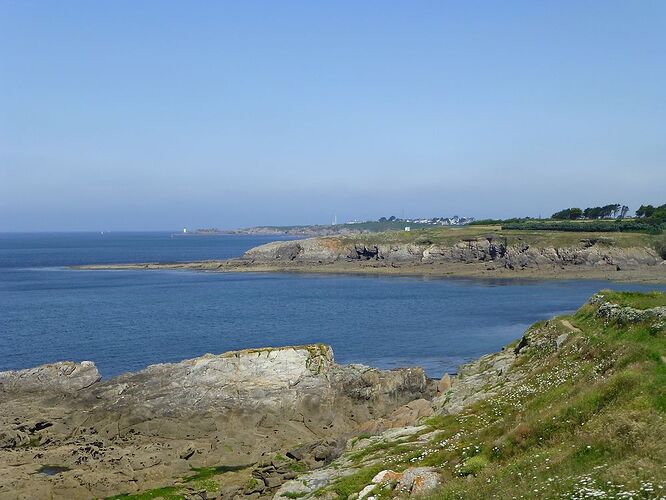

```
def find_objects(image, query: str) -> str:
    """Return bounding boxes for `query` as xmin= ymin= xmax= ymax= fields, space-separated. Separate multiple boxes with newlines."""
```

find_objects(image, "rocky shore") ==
xmin=0 ymin=345 xmax=434 ymax=499
xmin=2 ymin=291 xmax=665 ymax=498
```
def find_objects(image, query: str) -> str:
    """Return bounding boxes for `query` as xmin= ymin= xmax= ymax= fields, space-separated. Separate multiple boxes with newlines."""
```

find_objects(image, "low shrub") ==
xmin=457 ymin=455 xmax=488 ymax=476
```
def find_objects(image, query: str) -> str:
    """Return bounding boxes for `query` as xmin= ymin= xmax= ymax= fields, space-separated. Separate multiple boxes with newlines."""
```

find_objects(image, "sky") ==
xmin=1 ymin=1 xmax=665 ymax=231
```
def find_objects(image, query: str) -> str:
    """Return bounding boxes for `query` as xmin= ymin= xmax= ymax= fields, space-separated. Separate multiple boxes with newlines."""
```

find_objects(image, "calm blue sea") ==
xmin=1 ymin=232 xmax=664 ymax=379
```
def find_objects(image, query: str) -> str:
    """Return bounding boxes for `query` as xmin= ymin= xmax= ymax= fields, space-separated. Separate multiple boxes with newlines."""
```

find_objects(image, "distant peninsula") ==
xmin=181 ymin=215 xmax=475 ymax=237
xmin=78 ymin=223 xmax=666 ymax=284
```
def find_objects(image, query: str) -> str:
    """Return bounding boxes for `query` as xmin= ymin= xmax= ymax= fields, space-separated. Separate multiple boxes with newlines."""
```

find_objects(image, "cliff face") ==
xmin=243 ymin=235 xmax=663 ymax=270
xmin=0 ymin=345 xmax=432 ymax=498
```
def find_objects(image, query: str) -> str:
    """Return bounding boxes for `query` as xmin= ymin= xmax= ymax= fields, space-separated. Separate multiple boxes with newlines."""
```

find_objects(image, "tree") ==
xmin=636 ymin=205 xmax=655 ymax=218
xmin=552 ymin=208 xmax=582 ymax=220
xmin=611 ymin=204 xmax=621 ymax=218
xmin=597 ymin=204 xmax=621 ymax=218
xmin=618 ymin=205 xmax=629 ymax=219
xmin=583 ymin=207 xmax=603 ymax=219
xmin=652 ymin=204 xmax=666 ymax=222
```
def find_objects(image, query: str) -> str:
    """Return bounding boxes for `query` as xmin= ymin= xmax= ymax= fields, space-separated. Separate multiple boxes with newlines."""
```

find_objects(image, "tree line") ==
xmin=635 ymin=204 xmax=666 ymax=221
xmin=471 ymin=203 xmax=665 ymax=233
xmin=551 ymin=204 xmax=630 ymax=220
xmin=551 ymin=204 xmax=666 ymax=222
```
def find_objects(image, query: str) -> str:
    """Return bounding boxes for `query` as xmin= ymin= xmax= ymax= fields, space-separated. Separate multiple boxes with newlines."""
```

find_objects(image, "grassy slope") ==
xmin=322 ymin=291 xmax=666 ymax=499
xmin=334 ymin=225 xmax=665 ymax=252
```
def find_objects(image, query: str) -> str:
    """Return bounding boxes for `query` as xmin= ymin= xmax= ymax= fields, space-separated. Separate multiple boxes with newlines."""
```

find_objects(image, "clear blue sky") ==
xmin=1 ymin=1 xmax=664 ymax=231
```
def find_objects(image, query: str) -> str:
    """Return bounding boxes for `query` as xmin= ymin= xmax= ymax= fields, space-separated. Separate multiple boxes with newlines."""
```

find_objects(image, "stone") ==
xmin=312 ymin=444 xmax=334 ymax=462
xmin=358 ymin=484 xmax=376 ymax=499
xmin=0 ymin=430 xmax=30 ymax=449
xmin=437 ymin=373 xmax=452 ymax=392
xmin=0 ymin=361 xmax=100 ymax=394
xmin=179 ymin=446 xmax=196 ymax=460
xmin=371 ymin=469 xmax=403 ymax=484
xmin=184 ymin=489 xmax=209 ymax=500
xmin=263 ymin=475 xmax=284 ymax=489
xmin=244 ymin=478 xmax=264 ymax=494
xmin=386 ymin=399 xmax=433 ymax=428
xmin=396 ymin=467 xmax=440 ymax=495
xmin=555 ymin=333 xmax=569 ymax=350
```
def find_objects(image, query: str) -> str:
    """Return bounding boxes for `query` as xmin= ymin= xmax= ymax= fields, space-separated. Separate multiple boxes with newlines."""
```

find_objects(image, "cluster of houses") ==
xmin=402 ymin=215 xmax=475 ymax=226
xmin=346 ymin=215 xmax=475 ymax=226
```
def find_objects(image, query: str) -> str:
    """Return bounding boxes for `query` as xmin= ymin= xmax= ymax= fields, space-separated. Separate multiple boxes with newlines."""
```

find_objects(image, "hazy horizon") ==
xmin=2 ymin=1 xmax=665 ymax=232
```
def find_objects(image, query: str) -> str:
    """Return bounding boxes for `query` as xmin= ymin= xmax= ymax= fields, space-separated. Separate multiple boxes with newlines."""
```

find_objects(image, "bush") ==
xmin=501 ymin=221 xmax=663 ymax=233
xmin=457 ymin=455 xmax=489 ymax=476
xmin=469 ymin=218 xmax=534 ymax=226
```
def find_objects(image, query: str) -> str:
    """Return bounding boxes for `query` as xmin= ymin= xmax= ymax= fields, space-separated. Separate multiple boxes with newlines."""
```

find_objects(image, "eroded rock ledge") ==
xmin=0 ymin=345 xmax=434 ymax=499
xmin=244 ymin=236 xmax=663 ymax=270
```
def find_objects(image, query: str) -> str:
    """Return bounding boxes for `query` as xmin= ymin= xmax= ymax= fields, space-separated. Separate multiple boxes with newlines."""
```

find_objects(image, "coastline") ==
xmin=3 ymin=291 xmax=665 ymax=498
xmin=72 ymin=258 xmax=666 ymax=284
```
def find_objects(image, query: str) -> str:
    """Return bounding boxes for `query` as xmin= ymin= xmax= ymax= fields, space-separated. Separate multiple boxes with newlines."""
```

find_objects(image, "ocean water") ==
xmin=1 ymin=232 xmax=664 ymax=379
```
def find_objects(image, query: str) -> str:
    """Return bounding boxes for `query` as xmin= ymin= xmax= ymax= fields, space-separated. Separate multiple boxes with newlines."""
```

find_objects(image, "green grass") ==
xmin=106 ymin=487 xmax=181 ymax=500
xmin=321 ymin=464 xmax=385 ymax=499
xmin=280 ymin=491 xmax=308 ymax=498
xmin=596 ymin=290 xmax=666 ymax=309
xmin=321 ymin=291 xmax=666 ymax=499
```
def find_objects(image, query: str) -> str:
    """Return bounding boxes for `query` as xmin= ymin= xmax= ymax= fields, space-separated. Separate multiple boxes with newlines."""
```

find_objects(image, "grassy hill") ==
xmin=314 ymin=291 xmax=666 ymax=499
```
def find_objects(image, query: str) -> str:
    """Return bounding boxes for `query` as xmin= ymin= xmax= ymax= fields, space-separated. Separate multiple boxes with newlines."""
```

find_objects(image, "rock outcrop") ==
xmin=590 ymin=293 xmax=666 ymax=324
xmin=242 ymin=235 xmax=663 ymax=270
xmin=0 ymin=345 xmax=433 ymax=499
xmin=0 ymin=361 xmax=100 ymax=394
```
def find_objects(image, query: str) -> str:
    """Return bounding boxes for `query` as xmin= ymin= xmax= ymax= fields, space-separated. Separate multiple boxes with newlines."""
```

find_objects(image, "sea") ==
xmin=1 ymin=232 xmax=664 ymax=379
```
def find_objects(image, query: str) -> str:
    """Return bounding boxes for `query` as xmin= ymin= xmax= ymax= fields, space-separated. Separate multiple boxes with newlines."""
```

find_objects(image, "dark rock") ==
xmin=179 ymin=445 xmax=196 ymax=460
xmin=263 ymin=475 xmax=284 ymax=488
xmin=514 ymin=335 xmax=529 ymax=355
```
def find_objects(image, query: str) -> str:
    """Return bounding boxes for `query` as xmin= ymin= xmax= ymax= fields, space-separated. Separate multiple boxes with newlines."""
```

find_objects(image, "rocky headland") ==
xmin=76 ymin=230 xmax=666 ymax=283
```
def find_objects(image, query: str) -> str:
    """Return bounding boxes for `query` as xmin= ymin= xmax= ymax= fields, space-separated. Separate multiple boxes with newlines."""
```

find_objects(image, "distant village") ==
xmin=187 ymin=215 xmax=475 ymax=236
xmin=346 ymin=215 xmax=474 ymax=226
